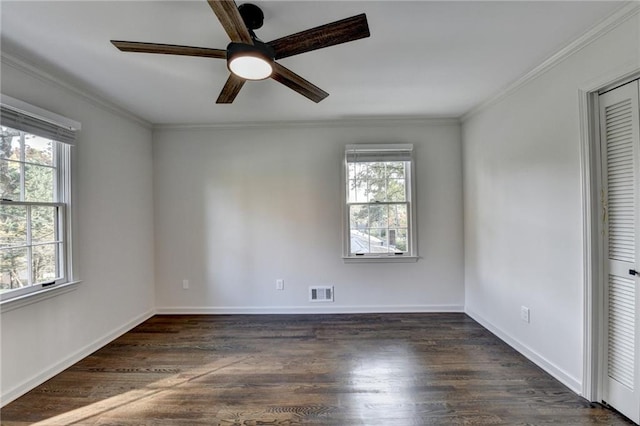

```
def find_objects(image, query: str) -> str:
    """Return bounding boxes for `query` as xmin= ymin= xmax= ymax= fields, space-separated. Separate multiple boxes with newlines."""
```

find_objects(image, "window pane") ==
xmin=353 ymin=163 xmax=370 ymax=202
xmin=387 ymin=179 xmax=406 ymax=202
xmin=388 ymin=228 xmax=398 ymax=248
xmin=369 ymin=228 xmax=390 ymax=253
xmin=389 ymin=204 xmax=408 ymax=228
xmin=0 ymin=127 xmax=21 ymax=161
xmin=368 ymin=182 xmax=386 ymax=202
xmin=348 ymin=179 xmax=367 ymax=203
xmin=25 ymin=164 xmax=55 ymax=202
xmin=349 ymin=205 xmax=368 ymax=230
xmin=354 ymin=162 xmax=368 ymax=179
xmin=347 ymin=161 xmax=409 ymax=203
xmin=1 ymin=247 xmax=29 ymax=290
xmin=348 ymin=179 xmax=356 ymax=203
xmin=368 ymin=205 xmax=388 ymax=229
xmin=31 ymin=206 xmax=57 ymax=243
xmin=0 ymin=159 xmax=21 ymax=201
xmin=386 ymin=162 xmax=405 ymax=179
xmin=0 ymin=205 xmax=27 ymax=248
xmin=32 ymin=244 xmax=58 ymax=284
xmin=345 ymin=151 xmax=413 ymax=257
xmin=25 ymin=134 xmax=54 ymax=166
xmin=350 ymin=229 xmax=370 ymax=253
xmin=367 ymin=163 xmax=387 ymax=202
xmin=347 ymin=163 xmax=356 ymax=180
xmin=391 ymin=229 xmax=408 ymax=252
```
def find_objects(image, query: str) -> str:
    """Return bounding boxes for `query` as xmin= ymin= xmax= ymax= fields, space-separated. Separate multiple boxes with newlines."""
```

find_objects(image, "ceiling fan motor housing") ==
xmin=238 ymin=3 xmax=264 ymax=30
xmin=227 ymin=40 xmax=274 ymax=61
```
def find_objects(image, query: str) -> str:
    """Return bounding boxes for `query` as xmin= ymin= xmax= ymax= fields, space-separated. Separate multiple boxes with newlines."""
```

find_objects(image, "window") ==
xmin=0 ymin=98 xmax=78 ymax=302
xmin=343 ymin=144 xmax=417 ymax=262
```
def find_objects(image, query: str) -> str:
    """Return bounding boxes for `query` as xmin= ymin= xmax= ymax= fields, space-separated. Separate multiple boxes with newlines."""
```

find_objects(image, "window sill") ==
xmin=342 ymin=256 xmax=419 ymax=264
xmin=0 ymin=281 xmax=81 ymax=314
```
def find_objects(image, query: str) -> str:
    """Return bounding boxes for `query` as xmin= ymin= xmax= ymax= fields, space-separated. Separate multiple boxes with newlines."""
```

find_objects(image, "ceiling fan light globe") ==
xmin=229 ymin=56 xmax=273 ymax=80
xmin=226 ymin=41 xmax=275 ymax=81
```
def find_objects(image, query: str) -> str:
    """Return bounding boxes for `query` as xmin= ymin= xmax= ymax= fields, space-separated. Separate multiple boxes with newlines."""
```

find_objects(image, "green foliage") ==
xmin=1 ymin=127 xmax=20 ymax=200
xmin=347 ymin=161 xmax=409 ymax=253
xmin=1 ymin=128 xmax=57 ymax=290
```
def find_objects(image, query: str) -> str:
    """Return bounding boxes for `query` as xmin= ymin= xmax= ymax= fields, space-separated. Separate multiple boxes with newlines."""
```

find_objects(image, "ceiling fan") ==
xmin=111 ymin=0 xmax=370 ymax=104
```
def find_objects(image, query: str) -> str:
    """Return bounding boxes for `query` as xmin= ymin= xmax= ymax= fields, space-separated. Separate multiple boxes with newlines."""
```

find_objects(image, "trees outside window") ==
xmin=1 ymin=111 xmax=73 ymax=300
xmin=1 ymin=126 xmax=62 ymax=291
xmin=344 ymin=144 xmax=416 ymax=260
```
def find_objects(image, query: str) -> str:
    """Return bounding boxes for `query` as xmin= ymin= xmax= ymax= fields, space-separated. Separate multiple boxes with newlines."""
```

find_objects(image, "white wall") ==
xmin=462 ymin=10 xmax=640 ymax=392
xmin=153 ymin=121 xmax=464 ymax=313
xmin=0 ymin=54 xmax=155 ymax=403
xmin=8 ymin=2 xmax=633 ymax=407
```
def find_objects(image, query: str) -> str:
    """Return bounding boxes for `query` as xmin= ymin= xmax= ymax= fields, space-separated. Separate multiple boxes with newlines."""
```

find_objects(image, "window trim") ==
xmin=1 ymin=95 xmax=79 ymax=305
xmin=0 ymin=201 xmax=67 ymax=294
xmin=0 ymin=280 xmax=80 ymax=313
xmin=342 ymin=143 xmax=418 ymax=263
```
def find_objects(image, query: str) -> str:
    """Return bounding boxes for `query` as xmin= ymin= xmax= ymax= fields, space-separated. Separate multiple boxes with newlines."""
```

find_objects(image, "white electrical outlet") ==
xmin=521 ymin=306 xmax=530 ymax=323
xmin=182 ymin=279 xmax=189 ymax=290
xmin=276 ymin=279 xmax=284 ymax=290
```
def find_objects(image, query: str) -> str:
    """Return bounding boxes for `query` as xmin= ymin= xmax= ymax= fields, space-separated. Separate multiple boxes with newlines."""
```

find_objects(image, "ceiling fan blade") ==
xmin=271 ymin=62 xmax=328 ymax=103
xmin=216 ymin=74 xmax=246 ymax=103
xmin=207 ymin=0 xmax=253 ymax=44
xmin=111 ymin=41 xmax=226 ymax=59
xmin=268 ymin=13 xmax=369 ymax=60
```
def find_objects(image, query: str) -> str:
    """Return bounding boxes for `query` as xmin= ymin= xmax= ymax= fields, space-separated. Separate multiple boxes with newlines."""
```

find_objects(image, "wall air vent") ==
xmin=309 ymin=286 xmax=334 ymax=302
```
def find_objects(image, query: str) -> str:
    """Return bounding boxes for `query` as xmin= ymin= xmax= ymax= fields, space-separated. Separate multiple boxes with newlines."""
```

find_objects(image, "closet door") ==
xmin=599 ymin=79 xmax=640 ymax=424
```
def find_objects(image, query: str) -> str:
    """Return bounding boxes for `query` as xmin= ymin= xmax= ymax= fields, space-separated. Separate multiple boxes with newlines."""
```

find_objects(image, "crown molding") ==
xmin=153 ymin=116 xmax=460 ymax=131
xmin=461 ymin=2 xmax=640 ymax=123
xmin=1 ymin=51 xmax=151 ymax=129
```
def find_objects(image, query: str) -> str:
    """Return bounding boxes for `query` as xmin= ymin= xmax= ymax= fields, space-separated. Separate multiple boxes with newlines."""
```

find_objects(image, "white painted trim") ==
xmin=578 ymin=69 xmax=640 ymax=403
xmin=153 ymin=117 xmax=460 ymax=131
xmin=578 ymin=88 xmax=599 ymax=402
xmin=581 ymin=65 xmax=640 ymax=95
xmin=0 ymin=309 xmax=155 ymax=407
xmin=155 ymin=305 xmax=464 ymax=315
xmin=0 ymin=52 xmax=151 ymax=130
xmin=345 ymin=143 xmax=414 ymax=152
xmin=1 ymin=94 xmax=81 ymax=130
xmin=0 ymin=281 xmax=81 ymax=314
xmin=342 ymin=256 xmax=419 ymax=263
xmin=462 ymin=2 xmax=640 ymax=123
xmin=465 ymin=308 xmax=582 ymax=394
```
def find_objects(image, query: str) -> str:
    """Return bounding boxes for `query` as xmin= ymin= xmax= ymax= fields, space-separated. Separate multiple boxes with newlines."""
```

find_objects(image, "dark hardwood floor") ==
xmin=1 ymin=313 xmax=633 ymax=425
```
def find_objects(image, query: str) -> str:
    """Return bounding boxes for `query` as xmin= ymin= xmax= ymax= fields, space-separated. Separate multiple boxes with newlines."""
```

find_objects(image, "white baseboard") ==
xmin=1 ymin=309 xmax=155 ymax=407
xmin=156 ymin=304 xmax=464 ymax=315
xmin=465 ymin=307 xmax=582 ymax=394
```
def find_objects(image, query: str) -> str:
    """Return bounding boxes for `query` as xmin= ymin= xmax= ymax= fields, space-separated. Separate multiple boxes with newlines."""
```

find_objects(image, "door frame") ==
xmin=580 ymin=67 xmax=640 ymax=402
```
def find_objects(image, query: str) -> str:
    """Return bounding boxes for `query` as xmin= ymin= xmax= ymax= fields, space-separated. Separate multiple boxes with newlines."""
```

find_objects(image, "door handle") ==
xmin=631 ymin=269 xmax=638 ymax=276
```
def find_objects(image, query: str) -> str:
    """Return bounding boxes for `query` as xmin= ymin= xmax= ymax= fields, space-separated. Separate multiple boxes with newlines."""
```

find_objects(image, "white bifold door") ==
xmin=599 ymin=79 xmax=640 ymax=424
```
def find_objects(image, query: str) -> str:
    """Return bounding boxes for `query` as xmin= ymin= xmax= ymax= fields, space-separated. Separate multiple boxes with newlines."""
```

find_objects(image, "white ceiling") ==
xmin=0 ymin=1 xmax=623 ymax=125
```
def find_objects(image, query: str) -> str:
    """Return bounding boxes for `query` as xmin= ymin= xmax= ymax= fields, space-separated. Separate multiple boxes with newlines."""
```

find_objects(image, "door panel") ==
xmin=600 ymin=79 xmax=640 ymax=424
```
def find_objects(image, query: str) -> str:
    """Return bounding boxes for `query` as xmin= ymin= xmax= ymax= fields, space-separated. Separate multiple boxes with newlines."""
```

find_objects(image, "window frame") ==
xmin=0 ymin=95 xmax=79 ymax=306
xmin=342 ymin=144 xmax=418 ymax=263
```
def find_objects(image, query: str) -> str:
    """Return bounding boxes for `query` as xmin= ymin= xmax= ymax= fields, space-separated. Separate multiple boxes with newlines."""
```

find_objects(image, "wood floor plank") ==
xmin=1 ymin=313 xmax=634 ymax=425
